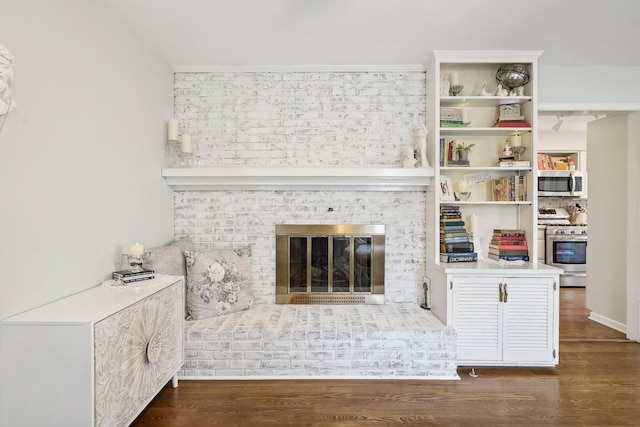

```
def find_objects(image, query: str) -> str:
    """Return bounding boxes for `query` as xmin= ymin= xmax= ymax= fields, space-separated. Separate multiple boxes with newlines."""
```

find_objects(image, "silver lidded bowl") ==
xmin=496 ymin=64 xmax=530 ymax=89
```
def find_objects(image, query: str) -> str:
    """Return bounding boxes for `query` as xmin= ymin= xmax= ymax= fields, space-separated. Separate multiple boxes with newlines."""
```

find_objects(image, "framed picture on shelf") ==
xmin=439 ymin=176 xmax=454 ymax=201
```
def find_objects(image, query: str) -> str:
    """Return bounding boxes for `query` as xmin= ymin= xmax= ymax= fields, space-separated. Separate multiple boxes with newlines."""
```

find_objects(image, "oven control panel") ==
xmin=548 ymin=226 xmax=588 ymax=235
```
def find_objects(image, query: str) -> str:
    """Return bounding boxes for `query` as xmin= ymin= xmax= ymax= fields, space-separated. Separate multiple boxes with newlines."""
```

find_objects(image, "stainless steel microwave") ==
xmin=538 ymin=170 xmax=586 ymax=197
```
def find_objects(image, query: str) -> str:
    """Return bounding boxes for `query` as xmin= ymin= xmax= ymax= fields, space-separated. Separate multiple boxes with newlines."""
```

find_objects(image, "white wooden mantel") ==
xmin=161 ymin=166 xmax=434 ymax=191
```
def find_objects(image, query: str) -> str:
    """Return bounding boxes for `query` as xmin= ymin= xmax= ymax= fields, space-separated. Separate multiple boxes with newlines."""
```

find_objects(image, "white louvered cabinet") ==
xmin=0 ymin=275 xmax=184 ymax=427
xmin=449 ymin=273 xmax=558 ymax=366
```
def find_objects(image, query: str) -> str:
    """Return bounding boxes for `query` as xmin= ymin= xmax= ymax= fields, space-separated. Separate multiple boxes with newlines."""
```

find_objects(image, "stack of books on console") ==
xmin=439 ymin=205 xmax=477 ymax=263
xmin=112 ymin=268 xmax=155 ymax=284
xmin=488 ymin=229 xmax=529 ymax=261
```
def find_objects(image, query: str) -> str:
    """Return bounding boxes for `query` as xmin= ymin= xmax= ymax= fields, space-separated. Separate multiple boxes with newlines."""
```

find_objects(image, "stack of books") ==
xmin=492 ymin=175 xmax=527 ymax=201
xmin=439 ymin=205 xmax=477 ymax=263
xmin=488 ymin=229 xmax=529 ymax=261
xmin=440 ymin=108 xmax=464 ymax=128
xmin=113 ymin=268 xmax=155 ymax=284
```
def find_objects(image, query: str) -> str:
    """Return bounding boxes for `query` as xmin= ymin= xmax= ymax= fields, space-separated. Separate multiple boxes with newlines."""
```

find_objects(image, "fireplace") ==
xmin=275 ymin=224 xmax=385 ymax=304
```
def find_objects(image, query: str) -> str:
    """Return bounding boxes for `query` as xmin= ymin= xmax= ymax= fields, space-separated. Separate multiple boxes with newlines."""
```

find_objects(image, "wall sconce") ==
xmin=167 ymin=119 xmax=193 ymax=166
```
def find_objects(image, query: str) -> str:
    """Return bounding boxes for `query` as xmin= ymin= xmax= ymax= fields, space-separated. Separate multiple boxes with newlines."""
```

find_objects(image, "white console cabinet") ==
xmin=446 ymin=266 xmax=559 ymax=366
xmin=0 ymin=275 xmax=184 ymax=427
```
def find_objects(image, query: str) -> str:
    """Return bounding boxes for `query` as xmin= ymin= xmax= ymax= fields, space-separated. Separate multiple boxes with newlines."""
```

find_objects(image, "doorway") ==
xmin=539 ymin=107 xmax=640 ymax=342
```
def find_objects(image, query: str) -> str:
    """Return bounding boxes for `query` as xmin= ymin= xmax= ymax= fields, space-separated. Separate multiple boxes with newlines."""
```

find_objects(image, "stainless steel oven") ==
xmin=545 ymin=225 xmax=587 ymax=287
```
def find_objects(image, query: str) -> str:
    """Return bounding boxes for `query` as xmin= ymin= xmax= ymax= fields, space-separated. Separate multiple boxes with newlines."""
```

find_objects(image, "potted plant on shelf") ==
xmin=456 ymin=142 xmax=475 ymax=161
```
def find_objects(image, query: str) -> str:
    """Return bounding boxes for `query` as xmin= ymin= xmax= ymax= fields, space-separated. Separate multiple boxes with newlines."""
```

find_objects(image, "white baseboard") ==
xmin=178 ymin=374 xmax=461 ymax=381
xmin=588 ymin=312 xmax=627 ymax=335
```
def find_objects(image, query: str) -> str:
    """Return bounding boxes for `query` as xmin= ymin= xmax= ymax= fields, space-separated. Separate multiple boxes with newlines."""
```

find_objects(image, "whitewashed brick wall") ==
xmin=173 ymin=70 xmax=428 ymax=305
xmin=175 ymin=190 xmax=426 ymax=304
xmin=174 ymin=71 xmax=426 ymax=166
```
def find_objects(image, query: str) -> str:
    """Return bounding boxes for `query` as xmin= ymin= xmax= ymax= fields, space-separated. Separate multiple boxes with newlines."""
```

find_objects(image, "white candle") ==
xmin=510 ymin=134 xmax=522 ymax=147
xmin=130 ymin=243 xmax=144 ymax=257
xmin=469 ymin=214 xmax=478 ymax=234
xmin=461 ymin=109 xmax=469 ymax=123
xmin=454 ymin=180 xmax=468 ymax=192
xmin=450 ymin=72 xmax=460 ymax=86
xmin=167 ymin=119 xmax=179 ymax=141
xmin=181 ymin=133 xmax=192 ymax=153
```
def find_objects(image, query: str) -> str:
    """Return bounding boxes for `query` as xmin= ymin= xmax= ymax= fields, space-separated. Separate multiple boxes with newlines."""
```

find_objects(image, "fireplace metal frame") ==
xmin=276 ymin=224 xmax=385 ymax=304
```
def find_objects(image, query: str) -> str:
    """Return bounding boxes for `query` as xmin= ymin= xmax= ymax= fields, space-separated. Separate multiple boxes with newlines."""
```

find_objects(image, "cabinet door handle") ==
xmin=503 ymin=283 xmax=508 ymax=303
xmin=498 ymin=283 xmax=503 ymax=302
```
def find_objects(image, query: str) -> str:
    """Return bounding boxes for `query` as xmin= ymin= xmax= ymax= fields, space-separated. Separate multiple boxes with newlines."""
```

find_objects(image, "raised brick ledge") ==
xmin=180 ymin=304 xmax=458 ymax=379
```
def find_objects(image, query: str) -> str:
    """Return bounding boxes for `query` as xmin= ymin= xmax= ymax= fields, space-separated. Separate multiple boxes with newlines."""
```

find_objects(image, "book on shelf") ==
xmin=487 ymin=253 xmax=530 ymax=262
xmin=447 ymin=159 xmax=470 ymax=166
xmin=441 ymin=228 xmax=467 ymax=235
xmin=441 ymin=232 xmax=469 ymax=239
xmin=494 ymin=120 xmax=531 ymax=128
xmin=441 ymin=241 xmax=475 ymax=253
xmin=440 ymin=235 xmax=470 ymax=243
xmin=492 ymin=175 xmax=527 ymax=201
xmin=440 ymin=216 xmax=464 ymax=222
xmin=492 ymin=229 xmax=526 ymax=238
xmin=113 ymin=268 xmax=155 ymax=280
xmin=440 ymin=223 xmax=466 ymax=229
xmin=440 ymin=121 xmax=464 ymax=128
xmin=440 ymin=252 xmax=478 ymax=263
xmin=488 ymin=248 xmax=529 ymax=256
xmin=498 ymin=159 xmax=530 ymax=167
xmin=117 ymin=274 xmax=155 ymax=284
xmin=489 ymin=243 xmax=528 ymax=250
xmin=440 ymin=205 xmax=461 ymax=213
xmin=537 ymin=153 xmax=555 ymax=170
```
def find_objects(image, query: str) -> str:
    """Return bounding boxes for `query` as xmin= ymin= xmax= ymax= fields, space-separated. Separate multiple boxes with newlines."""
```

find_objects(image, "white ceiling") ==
xmin=98 ymin=0 xmax=640 ymax=68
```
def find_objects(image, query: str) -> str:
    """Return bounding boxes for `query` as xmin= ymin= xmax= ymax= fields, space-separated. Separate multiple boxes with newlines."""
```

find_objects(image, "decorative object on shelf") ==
xmin=456 ymin=142 xmax=475 ymax=162
xmin=511 ymin=135 xmax=526 ymax=160
xmin=454 ymin=179 xmax=471 ymax=201
xmin=439 ymin=176 xmax=454 ymax=201
xmin=454 ymin=191 xmax=471 ymax=201
xmin=166 ymin=119 xmax=194 ymax=167
xmin=440 ymin=75 xmax=450 ymax=96
xmin=496 ymin=64 xmax=530 ymax=95
xmin=418 ymin=124 xmax=431 ymax=168
xmin=0 ymin=44 xmax=16 ymax=115
xmin=126 ymin=243 xmax=150 ymax=273
xmin=501 ymin=140 xmax=513 ymax=158
xmin=495 ymin=83 xmax=508 ymax=97
xmin=478 ymin=81 xmax=493 ymax=96
xmin=402 ymin=145 xmax=417 ymax=168
xmin=450 ymin=85 xmax=463 ymax=96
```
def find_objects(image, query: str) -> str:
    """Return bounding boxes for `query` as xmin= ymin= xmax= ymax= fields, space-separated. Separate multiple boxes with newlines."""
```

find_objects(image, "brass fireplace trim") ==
xmin=275 ymin=224 xmax=385 ymax=305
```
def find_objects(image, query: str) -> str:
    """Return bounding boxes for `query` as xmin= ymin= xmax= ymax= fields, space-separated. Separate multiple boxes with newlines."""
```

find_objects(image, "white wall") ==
xmin=539 ymin=66 xmax=640 ymax=104
xmin=586 ymin=114 xmax=629 ymax=329
xmin=0 ymin=0 xmax=175 ymax=319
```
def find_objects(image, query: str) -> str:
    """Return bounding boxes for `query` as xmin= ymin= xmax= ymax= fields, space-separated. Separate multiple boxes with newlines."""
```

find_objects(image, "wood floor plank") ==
xmin=132 ymin=289 xmax=640 ymax=426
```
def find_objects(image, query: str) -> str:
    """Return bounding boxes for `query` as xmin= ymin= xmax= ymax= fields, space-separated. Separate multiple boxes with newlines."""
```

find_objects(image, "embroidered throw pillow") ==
xmin=184 ymin=247 xmax=253 ymax=320
xmin=145 ymin=237 xmax=195 ymax=277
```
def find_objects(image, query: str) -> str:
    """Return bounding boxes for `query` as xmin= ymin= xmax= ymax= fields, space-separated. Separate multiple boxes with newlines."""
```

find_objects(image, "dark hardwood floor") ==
xmin=132 ymin=288 xmax=639 ymax=426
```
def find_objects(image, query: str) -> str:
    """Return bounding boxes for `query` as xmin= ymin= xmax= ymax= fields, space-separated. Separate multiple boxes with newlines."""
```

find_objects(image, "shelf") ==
xmin=161 ymin=165 xmax=435 ymax=191
xmin=440 ymin=127 xmax=531 ymax=136
xmin=440 ymin=201 xmax=533 ymax=206
xmin=440 ymin=96 xmax=532 ymax=108
xmin=441 ymin=166 xmax=532 ymax=171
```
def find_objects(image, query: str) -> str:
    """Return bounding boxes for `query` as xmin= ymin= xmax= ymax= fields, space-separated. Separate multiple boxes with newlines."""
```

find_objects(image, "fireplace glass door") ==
xmin=276 ymin=224 xmax=384 ymax=304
